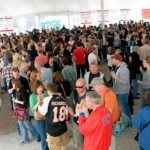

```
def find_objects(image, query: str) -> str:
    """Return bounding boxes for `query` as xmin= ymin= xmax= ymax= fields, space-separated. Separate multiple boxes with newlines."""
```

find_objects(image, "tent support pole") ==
xmin=68 ymin=11 xmax=71 ymax=29
xmin=101 ymin=0 xmax=104 ymax=29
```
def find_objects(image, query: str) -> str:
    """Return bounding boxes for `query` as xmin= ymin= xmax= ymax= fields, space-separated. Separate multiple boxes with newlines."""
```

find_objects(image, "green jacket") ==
xmin=30 ymin=90 xmax=48 ymax=120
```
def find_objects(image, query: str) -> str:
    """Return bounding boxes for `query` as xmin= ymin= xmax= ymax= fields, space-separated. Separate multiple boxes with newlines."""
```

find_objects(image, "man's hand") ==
xmin=110 ymin=71 xmax=117 ymax=79
xmin=73 ymin=114 xmax=78 ymax=117
xmin=75 ymin=103 xmax=82 ymax=116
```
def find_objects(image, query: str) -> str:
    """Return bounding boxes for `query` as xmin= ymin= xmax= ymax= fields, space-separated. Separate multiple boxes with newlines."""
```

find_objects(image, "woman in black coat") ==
xmin=12 ymin=79 xmax=36 ymax=144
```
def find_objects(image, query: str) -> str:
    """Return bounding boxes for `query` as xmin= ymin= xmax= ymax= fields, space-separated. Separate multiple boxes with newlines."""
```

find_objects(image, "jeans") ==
xmin=141 ymin=88 xmax=150 ymax=108
xmin=18 ymin=110 xmax=36 ymax=142
xmin=102 ymin=45 xmax=107 ymax=60
xmin=35 ymin=120 xmax=49 ymax=150
xmin=76 ymin=64 xmax=85 ymax=79
xmin=9 ymin=94 xmax=14 ymax=111
xmin=120 ymin=45 xmax=128 ymax=54
xmin=117 ymin=93 xmax=131 ymax=119
xmin=17 ymin=122 xmax=20 ymax=132
xmin=36 ymin=130 xmax=41 ymax=141
xmin=132 ymin=74 xmax=141 ymax=98
xmin=98 ymin=47 xmax=102 ymax=60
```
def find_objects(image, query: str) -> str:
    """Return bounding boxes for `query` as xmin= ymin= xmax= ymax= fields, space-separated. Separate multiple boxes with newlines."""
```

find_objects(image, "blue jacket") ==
xmin=132 ymin=107 xmax=150 ymax=150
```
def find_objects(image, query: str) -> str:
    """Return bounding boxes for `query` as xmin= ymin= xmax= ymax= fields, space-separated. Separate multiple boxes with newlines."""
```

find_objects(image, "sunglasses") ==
xmin=75 ymin=85 xmax=85 ymax=88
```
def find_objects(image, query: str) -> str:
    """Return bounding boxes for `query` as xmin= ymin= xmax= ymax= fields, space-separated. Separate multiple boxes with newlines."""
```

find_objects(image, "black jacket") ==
xmin=13 ymin=87 xmax=29 ymax=109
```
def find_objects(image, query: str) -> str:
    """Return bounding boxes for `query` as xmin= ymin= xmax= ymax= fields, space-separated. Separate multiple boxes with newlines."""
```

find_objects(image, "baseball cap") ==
xmin=89 ymin=77 xmax=104 ymax=87
xmin=111 ymin=53 xmax=123 ymax=61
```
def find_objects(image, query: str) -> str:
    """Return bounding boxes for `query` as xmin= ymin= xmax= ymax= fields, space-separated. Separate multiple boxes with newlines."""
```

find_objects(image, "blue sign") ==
xmin=41 ymin=20 xmax=61 ymax=29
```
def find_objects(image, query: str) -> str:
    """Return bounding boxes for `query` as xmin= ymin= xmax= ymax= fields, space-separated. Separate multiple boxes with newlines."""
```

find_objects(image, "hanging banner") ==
xmin=41 ymin=19 xmax=61 ymax=29
xmin=120 ymin=9 xmax=131 ymax=21
xmin=97 ymin=10 xmax=109 ymax=22
xmin=80 ymin=11 xmax=92 ymax=24
xmin=0 ymin=17 xmax=13 ymax=32
xmin=40 ymin=15 xmax=68 ymax=29
xmin=142 ymin=9 xmax=150 ymax=19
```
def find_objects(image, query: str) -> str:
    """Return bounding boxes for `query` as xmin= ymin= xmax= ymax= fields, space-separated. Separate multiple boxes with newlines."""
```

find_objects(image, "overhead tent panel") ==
xmin=0 ymin=0 xmax=105 ymax=16
xmin=0 ymin=0 xmax=149 ymax=34
xmin=0 ymin=0 xmax=150 ymax=17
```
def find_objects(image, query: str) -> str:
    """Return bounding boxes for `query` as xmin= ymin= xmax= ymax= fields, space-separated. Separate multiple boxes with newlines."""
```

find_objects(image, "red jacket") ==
xmin=79 ymin=105 xmax=112 ymax=150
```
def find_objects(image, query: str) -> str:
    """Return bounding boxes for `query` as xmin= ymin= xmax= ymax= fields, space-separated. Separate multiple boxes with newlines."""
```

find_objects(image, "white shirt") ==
xmin=88 ymin=53 xmax=97 ymax=66
xmin=139 ymin=44 xmax=150 ymax=61
xmin=38 ymin=96 xmax=52 ymax=115
xmin=107 ymin=54 xmax=113 ymax=67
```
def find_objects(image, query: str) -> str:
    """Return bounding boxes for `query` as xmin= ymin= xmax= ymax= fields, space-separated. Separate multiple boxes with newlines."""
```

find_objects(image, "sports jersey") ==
xmin=37 ymin=94 xmax=69 ymax=137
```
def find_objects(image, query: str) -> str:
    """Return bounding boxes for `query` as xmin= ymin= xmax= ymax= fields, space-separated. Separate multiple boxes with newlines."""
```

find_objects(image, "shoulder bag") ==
xmin=12 ymin=106 xmax=26 ymax=121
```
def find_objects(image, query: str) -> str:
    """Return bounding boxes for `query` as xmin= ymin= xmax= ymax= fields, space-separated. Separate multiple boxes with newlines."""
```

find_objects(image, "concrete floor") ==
xmin=0 ymin=93 xmax=76 ymax=150
xmin=0 ymin=62 xmax=140 ymax=150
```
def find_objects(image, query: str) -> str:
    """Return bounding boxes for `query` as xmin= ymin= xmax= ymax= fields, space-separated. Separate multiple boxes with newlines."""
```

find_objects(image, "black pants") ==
xmin=102 ymin=45 xmax=107 ymax=60
xmin=76 ymin=64 xmax=85 ymax=79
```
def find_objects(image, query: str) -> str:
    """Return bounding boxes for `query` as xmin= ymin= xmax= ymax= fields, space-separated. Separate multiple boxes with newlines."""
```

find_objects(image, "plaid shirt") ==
xmin=2 ymin=64 xmax=13 ymax=83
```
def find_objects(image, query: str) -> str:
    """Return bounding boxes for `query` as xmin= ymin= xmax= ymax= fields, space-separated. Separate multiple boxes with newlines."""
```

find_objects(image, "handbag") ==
xmin=134 ymin=120 xmax=150 ymax=142
xmin=12 ymin=106 xmax=26 ymax=121
xmin=113 ymin=113 xmax=131 ymax=136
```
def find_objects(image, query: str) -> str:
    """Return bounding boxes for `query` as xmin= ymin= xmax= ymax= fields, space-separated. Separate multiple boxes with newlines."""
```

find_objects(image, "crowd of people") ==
xmin=0 ymin=20 xmax=150 ymax=150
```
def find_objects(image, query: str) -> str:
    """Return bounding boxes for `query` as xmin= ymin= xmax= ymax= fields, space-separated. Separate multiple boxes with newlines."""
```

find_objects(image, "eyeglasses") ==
xmin=75 ymin=85 xmax=85 ymax=89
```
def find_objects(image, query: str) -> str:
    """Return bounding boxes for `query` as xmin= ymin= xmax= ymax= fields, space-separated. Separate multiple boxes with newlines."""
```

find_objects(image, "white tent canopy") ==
xmin=0 ymin=0 xmax=150 ymax=16
xmin=2 ymin=0 xmax=101 ymax=16
xmin=0 ymin=0 xmax=149 ymax=33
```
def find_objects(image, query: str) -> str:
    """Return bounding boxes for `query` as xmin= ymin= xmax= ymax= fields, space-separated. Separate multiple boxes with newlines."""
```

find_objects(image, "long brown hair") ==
xmin=53 ymin=71 xmax=65 ymax=84
xmin=30 ymin=70 xmax=38 ymax=85
xmin=11 ymin=79 xmax=22 ymax=89
xmin=31 ymin=80 xmax=44 ymax=94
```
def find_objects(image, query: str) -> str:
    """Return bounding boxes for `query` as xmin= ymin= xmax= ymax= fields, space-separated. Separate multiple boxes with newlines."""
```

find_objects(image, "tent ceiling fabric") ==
xmin=0 ymin=0 xmax=150 ymax=17
xmin=0 ymin=0 xmax=101 ymax=16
